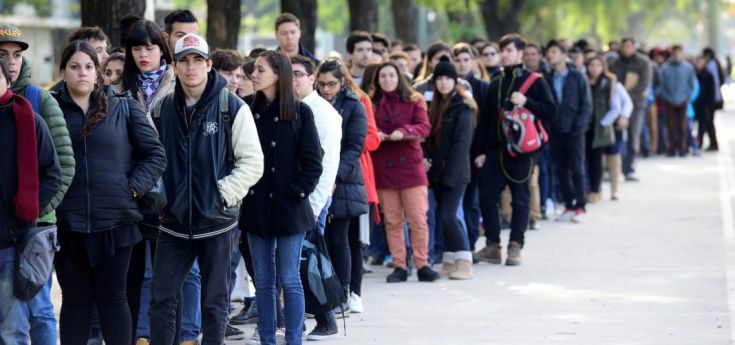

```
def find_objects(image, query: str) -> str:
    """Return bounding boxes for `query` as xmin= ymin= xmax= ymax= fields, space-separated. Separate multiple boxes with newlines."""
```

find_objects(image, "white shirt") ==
xmin=302 ymin=90 xmax=342 ymax=217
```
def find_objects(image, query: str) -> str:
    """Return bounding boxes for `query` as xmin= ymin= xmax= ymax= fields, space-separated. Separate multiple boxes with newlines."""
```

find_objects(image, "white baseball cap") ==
xmin=174 ymin=33 xmax=210 ymax=60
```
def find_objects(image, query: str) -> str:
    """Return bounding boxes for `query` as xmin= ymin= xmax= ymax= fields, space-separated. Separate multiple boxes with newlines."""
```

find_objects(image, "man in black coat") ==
xmin=544 ymin=40 xmax=592 ymax=223
xmin=694 ymin=55 xmax=719 ymax=151
xmin=472 ymin=33 xmax=557 ymax=267
xmin=148 ymin=34 xmax=264 ymax=345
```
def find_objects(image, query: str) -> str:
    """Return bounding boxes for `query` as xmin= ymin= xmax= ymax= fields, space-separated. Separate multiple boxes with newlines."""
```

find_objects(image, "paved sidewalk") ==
xmin=52 ymin=113 xmax=735 ymax=345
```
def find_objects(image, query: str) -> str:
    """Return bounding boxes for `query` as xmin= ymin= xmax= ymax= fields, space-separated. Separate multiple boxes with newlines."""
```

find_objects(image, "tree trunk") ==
xmin=391 ymin=0 xmax=418 ymax=44
xmin=207 ymin=0 xmax=241 ymax=49
xmin=281 ymin=0 xmax=317 ymax=52
xmin=80 ymin=0 xmax=146 ymax=48
xmin=348 ymin=0 xmax=378 ymax=33
xmin=480 ymin=0 xmax=524 ymax=42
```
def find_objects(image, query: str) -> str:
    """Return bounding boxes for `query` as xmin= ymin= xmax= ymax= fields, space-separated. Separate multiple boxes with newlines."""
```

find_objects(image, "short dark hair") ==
xmin=546 ymin=39 xmax=566 ymax=54
xmin=389 ymin=51 xmax=409 ymax=62
xmin=524 ymin=43 xmax=541 ymax=53
xmin=621 ymin=37 xmax=636 ymax=45
xmin=291 ymin=55 xmax=316 ymax=75
xmin=452 ymin=42 xmax=477 ymax=58
xmin=68 ymin=26 xmax=109 ymax=44
xmin=243 ymin=58 xmax=255 ymax=79
xmin=346 ymin=31 xmax=373 ymax=54
xmin=470 ymin=38 xmax=487 ymax=47
xmin=103 ymin=52 xmax=125 ymax=70
xmin=248 ymin=48 xmax=267 ymax=59
xmin=499 ymin=33 xmax=526 ymax=51
xmin=164 ymin=10 xmax=198 ymax=34
xmin=403 ymin=43 xmax=420 ymax=53
xmin=391 ymin=38 xmax=404 ymax=49
xmin=212 ymin=49 xmax=245 ymax=72
xmin=275 ymin=13 xmax=300 ymax=31
xmin=672 ymin=44 xmax=684 ymax=53
xmin=371 ymin=33 xmax=390 ymax=48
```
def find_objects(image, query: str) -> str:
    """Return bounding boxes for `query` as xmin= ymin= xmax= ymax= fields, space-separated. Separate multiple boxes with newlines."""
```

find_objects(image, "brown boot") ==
xmin=474 ymin=243 xmax=502 ymax=264
xmin=135 ymin=339 xmax=150 ymax=345
xmin=505 ymin=241 xmax=522 ymax=266
xmin=449 ymin=259 xmax=474 ymax=280
xmin=587 ymin=192 xmax=602 ymax=203
xmin=608 ymin=154 xmax=621 ymax=200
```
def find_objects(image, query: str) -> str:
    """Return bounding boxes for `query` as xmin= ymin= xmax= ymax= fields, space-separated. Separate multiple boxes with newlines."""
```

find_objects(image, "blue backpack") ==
xmin=24 ymin=85 xmax=42 ymax=115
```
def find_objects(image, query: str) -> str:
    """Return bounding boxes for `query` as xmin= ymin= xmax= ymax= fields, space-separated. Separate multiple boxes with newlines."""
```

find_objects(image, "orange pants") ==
xmin=378 ymin=186 xmax=429 ymax=270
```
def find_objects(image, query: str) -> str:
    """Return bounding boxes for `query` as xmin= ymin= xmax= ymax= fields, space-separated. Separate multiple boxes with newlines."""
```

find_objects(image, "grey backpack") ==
xmin=13 ymin=224 xmax=59 ymax=300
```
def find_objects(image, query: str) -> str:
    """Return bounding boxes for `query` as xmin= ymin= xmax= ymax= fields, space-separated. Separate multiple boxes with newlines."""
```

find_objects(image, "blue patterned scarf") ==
xmin=139 ymin=60 xmax=168 ymax=109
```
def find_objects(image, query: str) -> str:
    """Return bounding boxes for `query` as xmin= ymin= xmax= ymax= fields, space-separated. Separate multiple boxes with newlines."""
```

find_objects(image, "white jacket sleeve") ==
xmin=601 ymin=82 xmax=634 ymax=126
xmin=218 ymin=104 xmax=264 ymax=207
xmin=309 ymin=106 xmax=342 ymax=217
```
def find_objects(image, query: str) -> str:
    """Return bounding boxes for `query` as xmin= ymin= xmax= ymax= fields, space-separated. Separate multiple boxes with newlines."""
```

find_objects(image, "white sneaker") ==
xmin=556 ymin=208 xmax=574 ymax=222
xmin=275 ymin=328 xmax=286 ymax=345
xmin=544 ymin=199 xmax=555 ymax=219
xmin=572 ymin=209 xmax=586 ymax=223
xmin=348 ymin=292 xmax=364 ymax=314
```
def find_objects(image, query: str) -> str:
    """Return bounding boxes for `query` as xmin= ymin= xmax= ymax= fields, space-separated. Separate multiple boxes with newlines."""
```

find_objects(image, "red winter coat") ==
xmin=371 ymin=90 xmax=430 ymax=190
xmin=358 ymin=93 xmax=381 ymax=220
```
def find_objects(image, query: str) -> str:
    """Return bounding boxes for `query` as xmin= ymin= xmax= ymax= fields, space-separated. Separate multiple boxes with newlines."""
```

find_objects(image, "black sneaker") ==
xmin=230 ymin=300 xmax=258 ymax=325
xmin=369 ymin=255 xmax=386 ymax=266
xmin=306 ymin=314 xmax=338 ymax=341
xmin=386 ymin=267 xmax=408 ymax=283
xmin=225 ymin=324 xmax=245 ymax=340
xmin=417 ymin=266 xmax=441 ymax=282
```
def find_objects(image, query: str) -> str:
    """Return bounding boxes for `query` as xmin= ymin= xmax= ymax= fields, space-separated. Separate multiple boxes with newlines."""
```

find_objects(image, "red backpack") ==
xmin=500 ymin=72 xmax=549 ymax=157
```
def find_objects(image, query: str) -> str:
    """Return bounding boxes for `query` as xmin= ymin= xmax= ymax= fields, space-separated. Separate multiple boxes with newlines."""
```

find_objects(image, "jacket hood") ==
xmin=11 ymin=56 xmax=32 ymax=92
xmin=173 ymin=69 xmax=227 ymax=109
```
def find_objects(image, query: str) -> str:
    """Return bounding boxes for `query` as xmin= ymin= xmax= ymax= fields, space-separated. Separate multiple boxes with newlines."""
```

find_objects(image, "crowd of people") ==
xmin=0 ymin=8 xmax=728 ymax=345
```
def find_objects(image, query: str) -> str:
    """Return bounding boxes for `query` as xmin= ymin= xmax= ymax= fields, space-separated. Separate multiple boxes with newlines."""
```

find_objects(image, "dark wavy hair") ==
xmin=316 ymin=57 xmax=363 ymax=96
xmin=122 ymin=20 xmax=173 ymax=101
xmin=253 ymin=50 xmax=296 ymax=121
xmin=60 ymin=40 xmax=108 ymax=140
xmin=369 ymin=60 xmax=422 ymax=106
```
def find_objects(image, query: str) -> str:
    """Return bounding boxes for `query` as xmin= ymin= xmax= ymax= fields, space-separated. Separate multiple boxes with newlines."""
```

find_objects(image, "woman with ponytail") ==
xmin=53 ymin=40 xmax=166 ymax=345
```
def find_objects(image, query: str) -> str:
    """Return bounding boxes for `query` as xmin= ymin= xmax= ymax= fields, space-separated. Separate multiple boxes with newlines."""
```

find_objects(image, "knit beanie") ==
xmin=432 ymin=57 xmax=458 ymax=84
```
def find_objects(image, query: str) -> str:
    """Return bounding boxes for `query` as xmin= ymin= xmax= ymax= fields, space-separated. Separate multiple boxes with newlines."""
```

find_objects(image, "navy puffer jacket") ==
xmin=54 ymin=85 xmax=166 ymax=233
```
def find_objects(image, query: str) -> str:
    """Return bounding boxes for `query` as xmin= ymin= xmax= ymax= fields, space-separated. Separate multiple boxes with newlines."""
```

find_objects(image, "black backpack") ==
xmin=300 ymin=229 xmax=346 ymax=315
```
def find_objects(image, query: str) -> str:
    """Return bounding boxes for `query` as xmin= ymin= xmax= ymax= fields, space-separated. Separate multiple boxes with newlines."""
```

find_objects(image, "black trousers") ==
xmin=463 ymin=167 xmax=481 ymax=251
xmin=347 ymin=216 xmax=363 ymax=296
xmin=324 ymin=216 xmax=352 ymax=290
xmin=551 ymin=133 xmax=587 ymax=210
xmin=697 ymin=106 xmax=719 ymax=149
xmin=149 ymin=231 xmax=233 ymax=345
xmin=478 ymin=152 xmax=531 ymax=246
xmin=434 ymin=183 xmax=470 ymax=252
xmin=55 ymin=233 xmax=133 ymax=345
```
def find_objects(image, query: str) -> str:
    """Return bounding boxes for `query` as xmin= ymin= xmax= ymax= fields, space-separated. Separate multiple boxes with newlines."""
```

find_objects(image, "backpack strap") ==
xmin=518 ymin=72 xmax=541 ymax=95
xmin=24 ymin=85 xmax=42 ymax=115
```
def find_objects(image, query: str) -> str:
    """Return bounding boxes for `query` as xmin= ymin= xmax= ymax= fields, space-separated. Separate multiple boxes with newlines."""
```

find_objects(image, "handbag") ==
xmin=13 ymin=224 xmax=59 ymax=300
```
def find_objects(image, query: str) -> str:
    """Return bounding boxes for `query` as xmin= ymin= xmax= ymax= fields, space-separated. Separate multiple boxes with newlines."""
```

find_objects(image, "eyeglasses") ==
xmin=484 ymin=52 xmax=497 ymax=57
xmin=293 ymin=70 xmax=309 ymax=78
xmin=317 ymin=80 xmax=341 ymax=89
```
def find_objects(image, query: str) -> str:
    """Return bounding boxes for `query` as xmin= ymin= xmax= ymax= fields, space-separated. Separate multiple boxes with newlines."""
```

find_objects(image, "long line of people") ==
xmin=0 ymin=9 xmax=727 ymax=345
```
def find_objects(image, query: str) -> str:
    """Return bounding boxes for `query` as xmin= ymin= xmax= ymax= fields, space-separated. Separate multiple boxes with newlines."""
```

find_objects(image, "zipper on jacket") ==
xmin=186 ymin=106 xmax=195 ymax=240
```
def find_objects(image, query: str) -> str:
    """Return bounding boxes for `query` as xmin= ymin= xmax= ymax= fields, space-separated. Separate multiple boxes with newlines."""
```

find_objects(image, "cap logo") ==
xmin=183 ymin=35 xmax=200 ymax=49
xmin=0 ymin=29 xmax=22 ymax=38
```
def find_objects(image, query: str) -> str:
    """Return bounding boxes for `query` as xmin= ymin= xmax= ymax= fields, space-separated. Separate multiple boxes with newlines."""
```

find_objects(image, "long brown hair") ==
xmin=360 ymin=62 xmax=381 ymax=95
xmin=369 ymin=61 xmax=422 ymax=106
xmin=585 ymin=55 xmax=617 ymax=101
xmin=428 ymin=82 xmax=477 ymax=148
xmin=253 ymin=50 xmax=296 ymax=121
xmin=60 ymin=40 xmax=108 ymax=140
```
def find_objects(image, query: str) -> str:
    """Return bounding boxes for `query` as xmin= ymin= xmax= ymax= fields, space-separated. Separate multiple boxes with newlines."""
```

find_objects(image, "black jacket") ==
xmin=472 ymin=64 xmax=557 ymax=159
xmin=54 ymin=86 xmax=166 ymax=233
xmin=424 ymin=93 xmax=474 ymax=187
xmin=695 ymin=69 xmax=717 ymax=113
xmin=329 ymin=88 xmax=368 ymax=219
xmin=0 ymin=99 xmax=61 ymax=248
xmin=543 ymin=65 xmax=592 ymax=135
xmin=240 ymin=95 xmax=323 ymax=238
xmin=157 ymin=72 xmax=254 ymax=240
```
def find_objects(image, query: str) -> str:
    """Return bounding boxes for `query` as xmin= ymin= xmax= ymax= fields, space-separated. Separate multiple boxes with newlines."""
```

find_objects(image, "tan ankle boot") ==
xmin=449 ymin=259 xmax=474 ymax=280
xmin=505 ymin=241 xmax=522 ymax=266
xmin=135 ymin=339 xmax=150 ymax=345
xmin=475 ymin=243 xmax=502 ymax=264
xmin=608 ymin=154 xmax=621 ymax=200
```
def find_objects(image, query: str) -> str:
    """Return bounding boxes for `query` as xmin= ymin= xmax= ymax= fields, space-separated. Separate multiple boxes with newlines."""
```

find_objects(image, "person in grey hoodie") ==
xmin=655 ymin=45 xmax=697 ymax=157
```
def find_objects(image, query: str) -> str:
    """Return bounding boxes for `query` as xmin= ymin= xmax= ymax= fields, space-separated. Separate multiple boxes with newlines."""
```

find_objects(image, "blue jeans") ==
xmin=248 ymin=232 xmax=305 ymax=345
xmin=181 ymin=260 xmax=201 ymax=341
xmin=136 ymin=242 xmax=153 ymax=339
xmin=28 ymin=274 xmax=56 ymax=345
xmin=463 ymin=168 xmax=481 ymax=250
xmin=0 ymin=246 xmax=30 ymax=345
